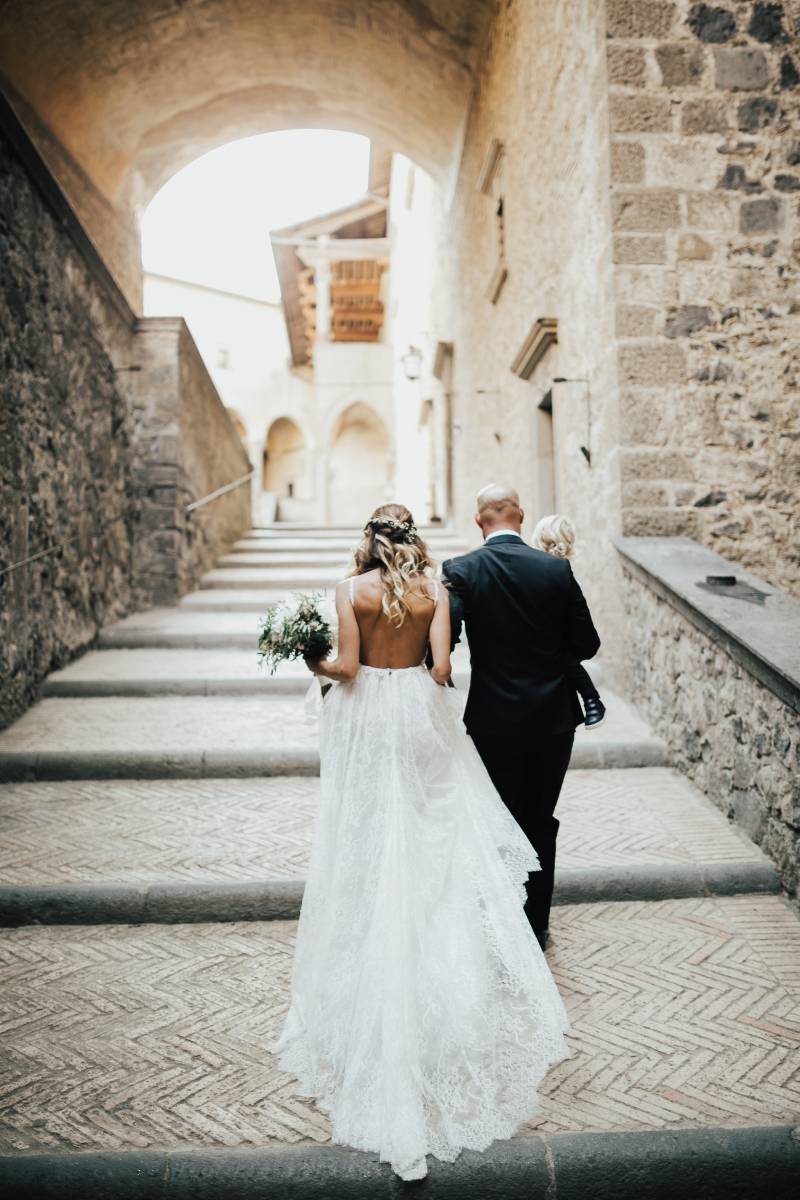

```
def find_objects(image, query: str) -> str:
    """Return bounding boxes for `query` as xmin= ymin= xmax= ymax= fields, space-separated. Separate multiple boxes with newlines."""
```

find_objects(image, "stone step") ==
xmin=246 ymin=524 xmax=461 ymax=537
xmin=231 ymin=538 xmax=469 ymax=556
xmin=2 ymin=1127 xmax=798 ymax=1200
xmin=218 ymin=549 xmax=466 ymax=568
xmin=218 ymin=551 xmax=356 ymax=568
xmin=0 ymin=769 xmax=780 ymax=925
xmin=177 ymin=589 xmax=307 ymax=613
xmin=103 ymin=601 xmax=515 ymax=643
xmin=99 ymin=608 xmax=266 ymax=648
xmin=199 ymin=567 xmax=347 ymax=590
xmin=41 ymin=647 xmax=475 ymax=697
xmin=0 ymin=895 xmax=798 ymax=1195
xmin=0 ymin=690 xmax=665 ymax=782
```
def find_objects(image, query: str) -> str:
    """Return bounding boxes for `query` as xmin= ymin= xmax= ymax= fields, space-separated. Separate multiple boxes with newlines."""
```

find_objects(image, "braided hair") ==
xmin=351 ymin=503 xmax=434 ymax=626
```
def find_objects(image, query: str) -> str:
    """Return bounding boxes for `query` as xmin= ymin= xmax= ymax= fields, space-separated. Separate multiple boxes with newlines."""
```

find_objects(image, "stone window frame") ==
xmin=477 ymin=137 xmax=508 ymax=303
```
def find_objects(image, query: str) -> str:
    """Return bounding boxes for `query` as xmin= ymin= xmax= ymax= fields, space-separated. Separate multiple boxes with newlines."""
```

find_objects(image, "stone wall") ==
xmin=608 ymin=0 xmax=800 ymax=597
xmin=177 ymin=324 xmax=253 ymax=592
xmin=122 ymin=318 xmax=252 ymax=606
xmin=447 ymin=0 xmax=624 ymax=663
xmin=619 ymin=538 xmax=799 ymax=897
xmin=0 ymin=118 xmax=136 ymax=728
xmin=0 ymin=100 xmax=253 ymax=728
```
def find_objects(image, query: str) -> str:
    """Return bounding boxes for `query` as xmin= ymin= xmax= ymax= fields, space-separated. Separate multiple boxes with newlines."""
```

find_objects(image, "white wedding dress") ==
xmin=271 ymin=583 xmax=571 ymax=1179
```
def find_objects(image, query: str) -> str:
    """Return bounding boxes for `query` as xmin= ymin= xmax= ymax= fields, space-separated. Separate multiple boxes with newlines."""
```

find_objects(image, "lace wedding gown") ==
xmin=271 ymin=580 xmax=571 ymax=1180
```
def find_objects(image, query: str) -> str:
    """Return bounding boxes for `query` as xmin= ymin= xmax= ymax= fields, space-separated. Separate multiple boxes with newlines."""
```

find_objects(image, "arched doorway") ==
xmin=263 ymin=417 xmax=306 ymax=519
xmin=328 ymin=403 xmax=392 ymax=526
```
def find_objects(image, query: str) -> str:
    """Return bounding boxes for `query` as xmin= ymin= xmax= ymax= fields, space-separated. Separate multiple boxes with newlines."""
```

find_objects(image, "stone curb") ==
xmin=0 ymin=879 xmax=305 ymax=926
xmin=0 ymin=739 xmax=664 ymax=782
xmin=554 ymin=860 xmax=781 ymax=902
xmin=40 ymin=671 xmax=474 ymax=698
xmin=1 ymin=1124 xmax=798 ymax=1199
xmin=0 ymin=750 xmax=320 ymax=783
xmin=0 ymin=861 xmax=779 ymax=926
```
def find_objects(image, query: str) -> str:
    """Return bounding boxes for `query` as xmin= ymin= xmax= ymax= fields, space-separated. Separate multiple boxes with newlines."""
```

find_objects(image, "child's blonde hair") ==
xmin=531 ymin=514 xmax=576 ymax=560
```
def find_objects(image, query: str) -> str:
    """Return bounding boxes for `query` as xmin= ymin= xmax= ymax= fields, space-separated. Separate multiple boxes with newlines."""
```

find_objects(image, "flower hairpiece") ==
xmin=365 ymin=515 xmax=418 ymax=542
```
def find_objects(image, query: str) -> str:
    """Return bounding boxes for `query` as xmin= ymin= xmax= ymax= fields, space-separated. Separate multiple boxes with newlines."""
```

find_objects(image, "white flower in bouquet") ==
xmin=257 ymin=591 xmax=338 ymax=674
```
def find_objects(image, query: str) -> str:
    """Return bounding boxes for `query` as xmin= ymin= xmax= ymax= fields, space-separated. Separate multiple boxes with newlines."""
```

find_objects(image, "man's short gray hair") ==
xmin=476 ymin=484 xmax=521 ymax=512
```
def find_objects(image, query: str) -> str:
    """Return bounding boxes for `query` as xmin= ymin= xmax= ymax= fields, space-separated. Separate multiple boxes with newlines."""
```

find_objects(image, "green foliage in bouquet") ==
xmin=257 ymin=591 xmax=335 ymax=674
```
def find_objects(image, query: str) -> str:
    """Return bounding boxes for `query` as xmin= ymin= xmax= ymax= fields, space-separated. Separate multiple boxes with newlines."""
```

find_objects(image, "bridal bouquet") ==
xmin=257 ymin=592 xmax=336 ymax=674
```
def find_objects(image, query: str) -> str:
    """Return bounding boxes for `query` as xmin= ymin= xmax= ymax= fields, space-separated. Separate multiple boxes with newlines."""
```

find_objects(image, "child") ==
xmin=531 ymin=514 xmax=606 ymax=729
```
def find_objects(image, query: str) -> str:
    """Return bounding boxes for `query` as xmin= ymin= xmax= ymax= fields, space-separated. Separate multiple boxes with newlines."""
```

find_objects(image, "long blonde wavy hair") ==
xmin=351 ymin=503 xmax=435 ymax=627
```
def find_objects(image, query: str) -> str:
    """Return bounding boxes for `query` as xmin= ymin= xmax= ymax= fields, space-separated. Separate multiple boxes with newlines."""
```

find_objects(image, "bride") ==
xmin=270 ymin=503 xmax=571 ymax=1180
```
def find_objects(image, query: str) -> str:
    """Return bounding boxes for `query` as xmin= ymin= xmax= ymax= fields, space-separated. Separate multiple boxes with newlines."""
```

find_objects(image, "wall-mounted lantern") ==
xmin=401 ymin=345 xmax=423 ymax=381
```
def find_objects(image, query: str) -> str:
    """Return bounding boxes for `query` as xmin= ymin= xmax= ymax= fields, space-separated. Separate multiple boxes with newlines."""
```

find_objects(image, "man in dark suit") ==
xmin=442 ymin=484 xmax=600 ymax=951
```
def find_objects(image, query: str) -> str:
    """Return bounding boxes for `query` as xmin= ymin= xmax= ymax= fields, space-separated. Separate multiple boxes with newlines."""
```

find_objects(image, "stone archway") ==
xmin=263 ymin=416 xmax=306 ymax=510
xmin=0 ymin=1 xmax=493 ymax=309
xmin=327 ymin=402 xmax=391 ymax=526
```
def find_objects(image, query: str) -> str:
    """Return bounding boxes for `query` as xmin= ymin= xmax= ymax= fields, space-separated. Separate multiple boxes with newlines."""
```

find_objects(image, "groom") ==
xmin=441 ymin=484 xmax=600 ymax=951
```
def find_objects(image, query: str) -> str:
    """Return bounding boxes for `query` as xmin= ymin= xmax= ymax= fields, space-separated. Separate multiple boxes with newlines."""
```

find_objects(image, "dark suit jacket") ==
xmin=442 ymin=534 xmax=600 ymax=737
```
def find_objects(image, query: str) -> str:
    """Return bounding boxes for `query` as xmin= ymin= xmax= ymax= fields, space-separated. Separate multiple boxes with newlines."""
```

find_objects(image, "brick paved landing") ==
xmin=0 ymin=770 xmax=770 ymax=886
xmin=1 ymin=895 xmax=798 ymax=1154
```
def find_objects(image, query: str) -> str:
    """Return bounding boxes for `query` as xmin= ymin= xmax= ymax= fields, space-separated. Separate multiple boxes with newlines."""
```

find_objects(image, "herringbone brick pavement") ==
xmin=0 ymin=770 xmax=766 ymax=886
xmin=1 ymin=896 xmax=797 ymax=1154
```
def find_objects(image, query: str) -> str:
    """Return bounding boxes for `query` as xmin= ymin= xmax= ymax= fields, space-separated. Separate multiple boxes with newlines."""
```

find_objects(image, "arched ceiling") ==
xmin=0 ymin=0 xmax=493 ymax=214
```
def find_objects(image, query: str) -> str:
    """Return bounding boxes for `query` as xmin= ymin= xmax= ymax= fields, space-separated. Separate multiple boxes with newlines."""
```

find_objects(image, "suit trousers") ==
xmin=470 ymin=729 xmax=575 ymax=935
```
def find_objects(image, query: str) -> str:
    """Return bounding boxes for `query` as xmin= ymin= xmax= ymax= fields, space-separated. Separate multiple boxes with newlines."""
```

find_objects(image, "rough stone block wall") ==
xmin=608 ymin=0 xmax=800 ymax=596
xmin=622 ymin=563 xmax=799 ymax=896
xmin=125 ymin=319 xmax=252 ymax=605
xmin=176 ymin=324 xmax=252 ymax=592
xmin=0 ymin=126 xmax=136 ymax=728
xmin=447 ymin=0 xmax=623 ymax=663
xmin=0 ymin=110 xmax=253 ymax=728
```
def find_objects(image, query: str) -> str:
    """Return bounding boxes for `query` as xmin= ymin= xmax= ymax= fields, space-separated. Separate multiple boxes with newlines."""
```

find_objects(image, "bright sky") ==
xmin=140 ymin=130 xmax=371 ymax=303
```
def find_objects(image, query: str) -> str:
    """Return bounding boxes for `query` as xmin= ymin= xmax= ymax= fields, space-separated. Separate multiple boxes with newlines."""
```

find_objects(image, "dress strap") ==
xmin=432 ymin=578 xmax=439 ymax=603
xmin=349 ymin=576 xmax=355 ymax=606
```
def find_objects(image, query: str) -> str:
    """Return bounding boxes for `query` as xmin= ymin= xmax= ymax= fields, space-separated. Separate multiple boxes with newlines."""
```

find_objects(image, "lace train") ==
xmin=271 ymin=664 xmax=571 ymax=1178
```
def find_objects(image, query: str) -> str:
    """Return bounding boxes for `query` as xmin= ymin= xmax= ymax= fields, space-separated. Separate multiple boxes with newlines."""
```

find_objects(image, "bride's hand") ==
xmin=304 ymin=656 xmax=324 ymax=675
xmin=430 ymin=663 xmax=452 ymax=687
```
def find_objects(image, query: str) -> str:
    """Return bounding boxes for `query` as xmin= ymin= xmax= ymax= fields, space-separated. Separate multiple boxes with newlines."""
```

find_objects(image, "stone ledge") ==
xmin=1 ymin=1125 xmax=798 ymax=1199
xmin=615 ymin=537 xmax=800 ymax=714
xmin=0 ymin=861 xmax=779 ymax=927
xmin=0 ymin=737 xmax=666 ymax=782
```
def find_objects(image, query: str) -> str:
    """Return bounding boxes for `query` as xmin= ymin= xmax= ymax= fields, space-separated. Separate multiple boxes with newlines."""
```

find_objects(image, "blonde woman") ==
xmin=531 ymin=513 xmax=606 ymax=729
xmin=271 ymin=503 xmax=570 ymax=1181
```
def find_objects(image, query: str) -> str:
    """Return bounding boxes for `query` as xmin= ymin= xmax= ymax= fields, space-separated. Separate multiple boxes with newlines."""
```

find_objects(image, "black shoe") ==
xmin=534 ymin=928 xmax=549 ymax=952
xmin=583 ymin=696 xmax=606 ymax=729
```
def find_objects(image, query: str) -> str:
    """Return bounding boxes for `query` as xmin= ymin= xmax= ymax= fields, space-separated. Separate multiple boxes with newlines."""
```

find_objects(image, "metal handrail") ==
xmin=1 ymin=468 xmax=254 ymax=579
xmin=185 ymin=468 xmax=254 ymax=514
xmin=0 ymin=512 xmax=131 ymax=580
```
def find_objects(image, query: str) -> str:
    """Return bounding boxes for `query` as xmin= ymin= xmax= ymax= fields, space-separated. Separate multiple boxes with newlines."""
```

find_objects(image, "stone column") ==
xmin=315 ymin=236 xmax=331 ymax=344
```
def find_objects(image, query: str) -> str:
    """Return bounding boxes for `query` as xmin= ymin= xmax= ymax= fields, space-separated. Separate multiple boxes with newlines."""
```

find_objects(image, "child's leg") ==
xmin=563 ymin=660 xmax=600 ymax=703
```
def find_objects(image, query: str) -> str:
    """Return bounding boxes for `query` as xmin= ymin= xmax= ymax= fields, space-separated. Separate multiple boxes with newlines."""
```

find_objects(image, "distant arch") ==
xmin=263 ymin=416 xmax=306 ymax=501
xmin=328 ymin=402 xmax=391 ymax=525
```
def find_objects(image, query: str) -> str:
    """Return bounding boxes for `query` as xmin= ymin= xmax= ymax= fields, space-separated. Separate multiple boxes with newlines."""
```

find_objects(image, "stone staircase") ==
xmin=0 ymin=526 xmax=798 ymax=1198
